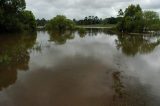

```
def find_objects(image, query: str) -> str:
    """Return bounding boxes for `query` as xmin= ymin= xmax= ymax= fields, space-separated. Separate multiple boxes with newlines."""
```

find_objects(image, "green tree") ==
xmin=117 ymin=4 xmax=160 ymax=33
xmin=46 ymin=15 xmax=75 ymax=31
xmin=36 ymin=18 xmax=48 ymax=26
xmin=0 ymin=0 xmax=26 ymax=13
xmin=118 ymin=9 xmax=124 ymax=17
xmin=117 ymin=4 xmax=144 ymax=33
xmin=0 ymin=0 xmax=36 ymax=33
xmin=143 ymin=11 xmax=160 ymax=31
xmin=19 ymin=10 xmax=36 ymax=31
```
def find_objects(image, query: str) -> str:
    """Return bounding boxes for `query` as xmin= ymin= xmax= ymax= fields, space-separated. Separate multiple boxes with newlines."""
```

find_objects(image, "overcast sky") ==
xmin=26 ymin=0 xmax=160 ymax=20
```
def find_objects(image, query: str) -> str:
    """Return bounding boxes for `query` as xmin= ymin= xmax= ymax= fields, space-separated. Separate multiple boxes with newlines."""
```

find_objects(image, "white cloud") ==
xmin=26 ymin=0 xmax=160 ymax=19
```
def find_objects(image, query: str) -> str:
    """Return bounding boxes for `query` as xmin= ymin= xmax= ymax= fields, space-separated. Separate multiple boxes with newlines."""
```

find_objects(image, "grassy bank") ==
xmin=76 ymin=24 xmax=116 ymax=28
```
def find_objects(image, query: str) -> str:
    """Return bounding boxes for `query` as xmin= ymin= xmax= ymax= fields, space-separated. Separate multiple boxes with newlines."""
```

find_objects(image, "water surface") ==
xmin=0 ymin=29 xmax=160 ymax=106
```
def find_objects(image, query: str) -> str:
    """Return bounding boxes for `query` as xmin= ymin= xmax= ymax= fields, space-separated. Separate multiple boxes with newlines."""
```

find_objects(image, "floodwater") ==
xmin=0 ymin=29 xmax=160 ymax=106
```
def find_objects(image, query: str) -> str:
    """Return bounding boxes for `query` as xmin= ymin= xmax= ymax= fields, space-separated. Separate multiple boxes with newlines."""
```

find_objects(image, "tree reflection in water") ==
xmin=115 ymin=34 xmax=160 ymax=56
xmin=110 ymin=70 xmax=158 ymax=106
xmin=0 ymin=29 xmax=159 ymax=106
xmin=77 ymin=28 xmax=87 ymax=38
xmin=86 ymin=28 xmax=104 ymax=36
xmin=48 ymin=30 xmax=75 ymax=45
xmin=112 ymin=71 xmax=125 ymax=98
xmin=77 ymin=28 xmax=116 ymax=38
xmin=0 ymin=33 xmax=37 ymax=91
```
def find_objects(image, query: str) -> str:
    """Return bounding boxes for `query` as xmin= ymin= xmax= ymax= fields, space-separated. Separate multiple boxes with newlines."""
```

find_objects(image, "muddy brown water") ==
xmin=0 ymin=29 xmax=160 ymax=106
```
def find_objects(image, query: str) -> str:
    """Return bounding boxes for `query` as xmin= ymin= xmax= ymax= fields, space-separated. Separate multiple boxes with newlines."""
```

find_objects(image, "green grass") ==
xmin=76 ymin=24 xmax=116 ymax=28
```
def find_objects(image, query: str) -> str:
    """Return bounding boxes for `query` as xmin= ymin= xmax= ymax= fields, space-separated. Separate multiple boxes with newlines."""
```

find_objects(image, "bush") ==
xmin=46 ymin=15 xmax=75 ymax=31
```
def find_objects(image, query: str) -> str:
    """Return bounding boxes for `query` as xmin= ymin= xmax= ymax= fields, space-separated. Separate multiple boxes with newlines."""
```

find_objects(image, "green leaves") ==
xmin=117 ymin=4 xmax=143 ymax=33
xmin=143 ymin=11 xmax=160 ymax=31
xmin=0 ymin=0 xmax=35 ymax=33
xmin=0 ymin=54 xmax=11 ymax=64
xmin=46 ymin=15 xmax=75 ymax=31
xmin=19 ymin=10 xmax=36 ymax=31
xmin=117 ymin=4 xmax=160 ymax=33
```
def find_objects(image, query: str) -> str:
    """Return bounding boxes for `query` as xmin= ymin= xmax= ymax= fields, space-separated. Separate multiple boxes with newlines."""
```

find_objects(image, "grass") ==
xmin=76 ymin=24 xmax=116 ymax=28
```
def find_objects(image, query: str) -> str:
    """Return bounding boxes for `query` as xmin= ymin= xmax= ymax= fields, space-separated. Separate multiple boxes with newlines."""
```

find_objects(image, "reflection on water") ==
xmin=48 ymin=30 xmax=75 ymax=44
xmin=0 ymin=33 xmax=37 ymax=90
xmin=112 ymin=71 xmax=125 ymax=98
xmin=116 ymin=34 xmax=160 ymax=56
xmin=0 ymin=29 xmax=160 ymax=106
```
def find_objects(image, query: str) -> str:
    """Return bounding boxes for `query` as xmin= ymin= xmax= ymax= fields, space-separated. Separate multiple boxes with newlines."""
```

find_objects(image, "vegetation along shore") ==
xmin=0 ymin=0 xmax=160 ymax=34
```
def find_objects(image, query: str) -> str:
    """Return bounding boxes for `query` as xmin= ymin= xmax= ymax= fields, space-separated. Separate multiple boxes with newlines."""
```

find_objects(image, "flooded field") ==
xmin=0 ymin=29 xmax=160 ymax=106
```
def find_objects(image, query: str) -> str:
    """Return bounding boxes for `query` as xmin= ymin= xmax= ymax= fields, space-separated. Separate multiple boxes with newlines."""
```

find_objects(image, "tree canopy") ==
xmin=46 ymin=15 xmax=75 ymax=31
xmin=75 ymin=16 xmax=103 ymax=25
xmin=74 ymin=16 xmax=119 ymax=25
xmin=117 ymin=4 xmax=160 ymax=33
xmin=0 ymin=0 xmax=36 ymax=33
xmin=36 ymin=18 xmax=48 ymax=26
xmin=143 ymin=11 xmax=160 ymax=31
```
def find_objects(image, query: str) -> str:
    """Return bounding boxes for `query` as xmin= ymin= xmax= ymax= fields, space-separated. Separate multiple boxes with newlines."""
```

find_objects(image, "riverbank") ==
xmin=76 ymin=24 xmax=116 ymax=29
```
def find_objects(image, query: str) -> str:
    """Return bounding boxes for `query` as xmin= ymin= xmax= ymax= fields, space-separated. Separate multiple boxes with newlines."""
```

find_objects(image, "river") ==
xmin=0 ymin=29 xmax=160 ymax=106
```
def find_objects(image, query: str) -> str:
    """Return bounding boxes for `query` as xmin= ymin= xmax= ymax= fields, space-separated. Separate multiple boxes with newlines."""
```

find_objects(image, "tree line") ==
xmin=117 ymin=4 xmax=160 ymax=33
xmin=0 ymin=0 xmax=36 ymax=33
xmin=45 ymin=4 xmax=160 ymax=33
xmin=73 ymin=16 xmax=120 ymax=25
xmin=36 ymin=18 xmax=48 ymax=26
xmin=1 ymin=2 xmax=160 ymax=33
xmin=36 ymin=16 xmax=120 ymax=27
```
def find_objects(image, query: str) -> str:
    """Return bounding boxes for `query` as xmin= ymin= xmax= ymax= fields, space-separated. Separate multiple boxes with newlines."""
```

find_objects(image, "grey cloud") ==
xmin=26 ymin=0 xmax=160 ymax=19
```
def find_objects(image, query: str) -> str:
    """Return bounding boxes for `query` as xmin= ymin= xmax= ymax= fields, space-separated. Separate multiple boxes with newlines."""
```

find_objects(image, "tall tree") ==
xmin=143 ymin=11 xmax=160 ymax=31
xmin=118 ymin=9 xmax=124 ymax=17
xmin=0 ymin=0 xmax=26 ymax=13
xmin=0 ymin=0 xmax=36 ymax=33
xmin=117 ymin=4 xmax=144 ymax=33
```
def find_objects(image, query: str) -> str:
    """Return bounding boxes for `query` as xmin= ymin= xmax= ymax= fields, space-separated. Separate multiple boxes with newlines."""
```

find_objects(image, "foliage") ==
xmin=36 ymin=18 xmax=48 ymax=26
xmin=118 ymin=9 xmax=124 ymax=17
xmin=0 ymin=0 xmax=36 ymax=33
xmin=19 ymin=10 xmax=36 ymax=31
xmin=46 ymin=15 xmax=75 ymax=31
xmin=143 ymin=11 xmax=160 ymax=31
xmin=75 ymin=16 xmax=119 ymax=25
xmin=117 ymin=4 xmax=160 ymax=33
xmin=0 ymin=0 xmax=26 ymax=13
xmin=73 ymin=16 xmax=119 ymax=25
xmin=103 ymin=17 xmax=119 ymax=24
xmin=117 ymin=4 xmax=144 ymax=33
xmin=75 ymin=16 xmax=103 ymax=25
